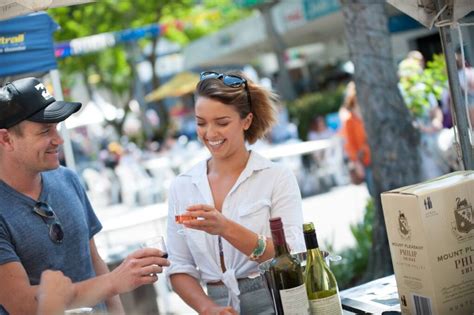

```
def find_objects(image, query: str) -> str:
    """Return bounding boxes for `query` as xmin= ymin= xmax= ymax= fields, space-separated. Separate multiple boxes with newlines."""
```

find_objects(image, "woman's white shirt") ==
xmin=166 ymin=151 xmax=305 ymax=311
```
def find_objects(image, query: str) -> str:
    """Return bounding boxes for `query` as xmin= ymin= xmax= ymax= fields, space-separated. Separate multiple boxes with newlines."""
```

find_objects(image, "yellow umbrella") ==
xmin=145 ymin=71 xmax=200 ymax=102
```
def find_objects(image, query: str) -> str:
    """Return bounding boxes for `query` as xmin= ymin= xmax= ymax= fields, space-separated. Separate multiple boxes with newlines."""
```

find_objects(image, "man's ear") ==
xmin=0 ymin=129 xmax=14 ymax=151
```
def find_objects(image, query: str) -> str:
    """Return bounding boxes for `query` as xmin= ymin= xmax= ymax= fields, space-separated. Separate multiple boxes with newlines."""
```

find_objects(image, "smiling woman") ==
xmin=194 ymin=96 xmax=251 ymax=159
xmin=166 ymin=71 xmax=307 ymax=315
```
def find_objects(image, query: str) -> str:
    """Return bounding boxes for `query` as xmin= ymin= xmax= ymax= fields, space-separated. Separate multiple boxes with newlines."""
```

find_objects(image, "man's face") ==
xmin=9 ymin=121 xmax=64 ymax=173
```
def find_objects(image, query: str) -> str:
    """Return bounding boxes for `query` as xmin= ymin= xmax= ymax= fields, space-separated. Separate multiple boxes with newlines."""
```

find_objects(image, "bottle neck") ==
xmin=304 ymin=231 xmax=319 ymax=250
xmin=271 ymin=227 xmax=290 ymax=256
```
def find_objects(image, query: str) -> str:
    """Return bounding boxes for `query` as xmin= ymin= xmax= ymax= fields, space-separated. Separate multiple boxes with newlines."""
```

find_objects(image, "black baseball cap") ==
xmin=0 ymin=77 xmax=82 ymax=129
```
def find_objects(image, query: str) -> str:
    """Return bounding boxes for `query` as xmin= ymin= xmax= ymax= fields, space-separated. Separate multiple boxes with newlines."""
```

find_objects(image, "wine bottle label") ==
xmin=279 ymin=284 xmax=310 ymax=314
xmin=309 ymin=294 xmax=343 ymax=314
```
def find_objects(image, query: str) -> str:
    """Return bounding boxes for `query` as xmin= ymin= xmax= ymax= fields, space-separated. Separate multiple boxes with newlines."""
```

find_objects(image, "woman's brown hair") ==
xmin=195 ymin=71 xmax=278 ymax=144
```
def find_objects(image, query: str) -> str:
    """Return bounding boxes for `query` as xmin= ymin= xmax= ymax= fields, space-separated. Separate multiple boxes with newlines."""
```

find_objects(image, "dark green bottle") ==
xmin=269 ymin=217 xmax=310 ymax=314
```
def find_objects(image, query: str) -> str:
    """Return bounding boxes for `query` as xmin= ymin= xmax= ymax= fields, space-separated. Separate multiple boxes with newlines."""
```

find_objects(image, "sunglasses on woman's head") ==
xmin=33 ymin=201 xmax=64 ymax=244
xmin=199 ymin=71 xmax=252 ymax=111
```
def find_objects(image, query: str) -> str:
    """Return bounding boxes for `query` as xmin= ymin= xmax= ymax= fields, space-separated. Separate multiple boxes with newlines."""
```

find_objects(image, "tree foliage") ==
xmin=399 ymin=54 xmax=448 ymax=117
xmin=49 ymin=0 xmax=250 ymax=144
xmin=288 ymin=86 xmax=345 ymax=140
xmin=330 ymin=198 xmax=374 ymax=289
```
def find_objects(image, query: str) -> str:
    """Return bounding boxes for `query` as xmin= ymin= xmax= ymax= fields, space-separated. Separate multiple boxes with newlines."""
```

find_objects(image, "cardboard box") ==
xmin=381 ymin=171 xmax=474 ymax=315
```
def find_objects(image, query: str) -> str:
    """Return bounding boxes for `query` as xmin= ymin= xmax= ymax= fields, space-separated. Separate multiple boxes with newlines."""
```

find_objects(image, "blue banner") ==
xmin=55 ymin=23 xmax=162 ymax=59
xmin=388 ymin=14 xmax=422 ymax=33
xmin=0 ymin=12 xmax=58 ymax=77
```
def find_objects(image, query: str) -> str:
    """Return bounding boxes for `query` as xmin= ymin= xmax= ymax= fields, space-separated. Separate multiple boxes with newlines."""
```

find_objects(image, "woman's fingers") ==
xmin=141 ymin=264 xmax=163 ymax=276
xmin=185 ymin=210 xmax=214 ymax=219
xmin=181 ymin=205 xmax=228 ymax=235
xmin=186 ymin=204 xmax=214 ymax=212
xmin=183 ymin=218 xmax=210 ymax=229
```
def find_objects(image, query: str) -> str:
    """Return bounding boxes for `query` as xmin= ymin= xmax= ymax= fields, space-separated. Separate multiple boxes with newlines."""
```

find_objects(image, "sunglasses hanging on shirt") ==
xmin=33 ymin=201 xmax=64 ymax=244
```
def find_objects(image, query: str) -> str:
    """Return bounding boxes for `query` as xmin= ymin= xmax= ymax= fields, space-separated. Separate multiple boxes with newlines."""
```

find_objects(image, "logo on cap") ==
xmin=34 ymin=83 xmax=53 ymax=101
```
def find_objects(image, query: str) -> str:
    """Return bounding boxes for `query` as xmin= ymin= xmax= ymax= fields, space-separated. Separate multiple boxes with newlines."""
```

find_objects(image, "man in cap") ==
xmin=0 ymin=77 xmax=168 ymax=314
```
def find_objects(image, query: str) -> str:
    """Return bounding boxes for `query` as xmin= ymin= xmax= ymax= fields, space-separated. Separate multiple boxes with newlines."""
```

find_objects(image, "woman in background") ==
xmin=341 ymin=81 xmax=375 ymax=197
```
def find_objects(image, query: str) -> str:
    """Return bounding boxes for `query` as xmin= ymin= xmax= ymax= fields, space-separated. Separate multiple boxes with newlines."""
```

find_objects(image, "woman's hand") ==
xmin=183 ymin=204 xmax=230 ymax=236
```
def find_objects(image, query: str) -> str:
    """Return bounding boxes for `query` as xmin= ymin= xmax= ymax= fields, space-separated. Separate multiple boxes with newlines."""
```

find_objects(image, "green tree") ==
xmin=50 ymin=0 xmax=249 ymax=145
xmin=288 ymin=86 xmax=345 ymax=140
xmin=399 ymin=54 xmax=448 ymax=117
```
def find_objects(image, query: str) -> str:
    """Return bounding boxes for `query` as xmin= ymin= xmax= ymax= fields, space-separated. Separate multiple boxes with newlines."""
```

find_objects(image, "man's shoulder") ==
xmin=43 ymin=166 xmax=79 ymax=181
xmin=43 ymin=167 xmax=83 ymax=193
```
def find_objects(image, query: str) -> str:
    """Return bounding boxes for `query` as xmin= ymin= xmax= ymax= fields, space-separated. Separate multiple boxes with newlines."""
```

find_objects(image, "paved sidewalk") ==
xmin=302 ymin=184 xmax=370 ymax=252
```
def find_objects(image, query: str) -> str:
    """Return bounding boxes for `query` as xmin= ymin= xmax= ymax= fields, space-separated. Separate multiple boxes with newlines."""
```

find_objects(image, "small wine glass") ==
xmin=173 ymin=204 xmax=190 ymax=235
xmin=141 ymin=235 xmax=168 ymax=259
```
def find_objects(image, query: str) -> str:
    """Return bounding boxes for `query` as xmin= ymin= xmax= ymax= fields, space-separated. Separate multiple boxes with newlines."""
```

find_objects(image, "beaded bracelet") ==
xmin=249 ymin=234 xmax=267 ymax=261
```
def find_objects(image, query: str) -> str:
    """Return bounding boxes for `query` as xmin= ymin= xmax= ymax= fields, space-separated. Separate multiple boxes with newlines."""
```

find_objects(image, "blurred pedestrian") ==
xmin=269 ymin=103 xmax=298 ymax=143
xmin=415 ymin=95 xmax=447 ymax=180
xmin=398 ymin=51 xmax=449 ymax=180
xmin=166 ymin=71 xmax=306 ymax=314
xmin=455 ymin=49 xmax=474 ymax=129
xmin=307 ymin=115 xmax=335 ymax=141
xmin=340 ymin=81 xmax=375 ymax=197
xmin=307 ymin=115 xmax=336 ymax=171
xmin=103 ymin=141 xmax=123 ymax=169
xmin=0 ymin=77 xmax=169 ymax=314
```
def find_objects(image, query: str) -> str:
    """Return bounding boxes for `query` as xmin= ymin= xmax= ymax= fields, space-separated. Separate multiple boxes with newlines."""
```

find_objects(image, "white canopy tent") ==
xmin=0 ymin=1 xmax=95 ymax=170
xmin=0 ymin=0 xmax=95 ymax=20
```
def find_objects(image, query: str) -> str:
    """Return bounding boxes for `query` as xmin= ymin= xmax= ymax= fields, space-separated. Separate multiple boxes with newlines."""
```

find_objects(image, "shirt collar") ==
xmin=181 ymin=150 xmax=272 ymax=186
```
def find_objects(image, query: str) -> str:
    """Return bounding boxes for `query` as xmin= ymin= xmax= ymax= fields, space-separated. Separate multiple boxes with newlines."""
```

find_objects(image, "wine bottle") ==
xmin=269 ymin=217 xmax=310 ymax=315
xmin=303 ymin=222 xmax=343 ymax=315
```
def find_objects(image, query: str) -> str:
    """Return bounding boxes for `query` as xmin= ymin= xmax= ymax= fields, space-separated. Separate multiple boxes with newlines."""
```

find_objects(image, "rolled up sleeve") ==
xmin=0 ymin=221 xmax=19 ymax=266
xmin=166 ymin=181 xmax=201 ymax=280
xmin=270 ymin=167 xmax=306 ymax=253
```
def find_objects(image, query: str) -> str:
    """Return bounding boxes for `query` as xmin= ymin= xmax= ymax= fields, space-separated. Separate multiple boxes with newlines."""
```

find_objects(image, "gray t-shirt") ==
xmin=0 ymin=166 xmax=103 ymax=314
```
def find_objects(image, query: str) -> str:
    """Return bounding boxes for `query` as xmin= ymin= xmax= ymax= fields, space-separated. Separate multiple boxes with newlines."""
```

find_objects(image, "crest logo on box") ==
xmin=398 ymin=211 xmax=411 ymax=240
xmin=451 ymin=197 xmax=474 ymax=242
xmin=423 ymin=197 xmax=433 ymax=210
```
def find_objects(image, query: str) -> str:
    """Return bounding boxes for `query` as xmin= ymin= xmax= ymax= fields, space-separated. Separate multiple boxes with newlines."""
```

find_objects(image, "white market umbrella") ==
xmin=0 ymin=0 xmax=95 ymax=20
xmin=65 ymin=101 xmax=105 ymax=129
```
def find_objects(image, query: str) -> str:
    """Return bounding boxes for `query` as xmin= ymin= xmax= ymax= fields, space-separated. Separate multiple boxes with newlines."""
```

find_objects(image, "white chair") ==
xmin=142 ymin=156 xmax=176 ymax=203
xmin=115 ymin=160 xmax=158 ymax=207
xmin=82 ymin=167 xmax=113 ymax=207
